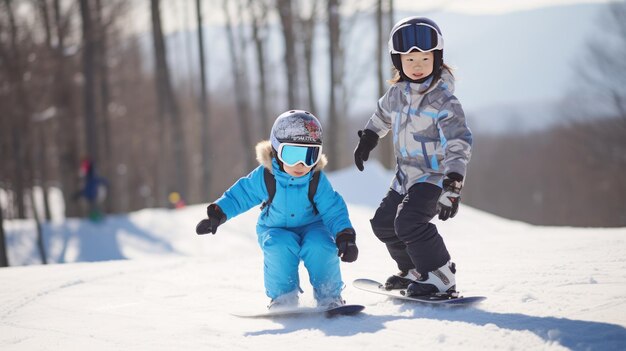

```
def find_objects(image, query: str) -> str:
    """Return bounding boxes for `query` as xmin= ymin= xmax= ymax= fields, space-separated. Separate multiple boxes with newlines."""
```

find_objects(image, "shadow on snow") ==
xmin=42 ymin=214 xmax=177 ymax=263
xmin=244 ymin=303 xmax=626 ymax=350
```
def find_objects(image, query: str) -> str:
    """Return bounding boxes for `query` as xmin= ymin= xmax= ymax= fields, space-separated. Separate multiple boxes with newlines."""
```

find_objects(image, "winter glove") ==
xmin=335 ymin=228 xmax=358 ymax=262
xmin=196 ymin=203 xmax=226 ymax=235
xmin=438 ymin=173 xmax=464 ymax=221
xmin=353 ymin=129 xmax=379 ymax=171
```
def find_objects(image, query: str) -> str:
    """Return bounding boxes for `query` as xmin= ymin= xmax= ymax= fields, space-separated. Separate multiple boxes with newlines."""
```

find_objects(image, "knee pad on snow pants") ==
xmin=370 ymin=189 xmax=414 ymax=271
xmin=393 ymin=183 xmax=450 ymax=274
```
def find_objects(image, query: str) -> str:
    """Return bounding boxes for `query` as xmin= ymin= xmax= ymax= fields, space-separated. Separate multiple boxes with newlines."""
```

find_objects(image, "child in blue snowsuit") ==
xmin=196 ymin=110 xmax=358 ymax=309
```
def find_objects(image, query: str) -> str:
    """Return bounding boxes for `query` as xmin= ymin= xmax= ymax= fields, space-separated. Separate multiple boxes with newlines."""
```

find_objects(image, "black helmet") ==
xmin=389 ymin=17 xmax=444 ymax=82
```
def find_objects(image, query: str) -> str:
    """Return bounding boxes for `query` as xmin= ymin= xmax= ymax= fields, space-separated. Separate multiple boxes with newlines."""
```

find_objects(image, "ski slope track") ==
xmin=2 ymin=163 xmax=626 ymax=350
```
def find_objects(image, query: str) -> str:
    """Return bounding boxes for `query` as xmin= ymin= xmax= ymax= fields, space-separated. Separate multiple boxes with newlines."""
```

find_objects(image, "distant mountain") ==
xmin=428 ymin=3 xmax=607 ymax=133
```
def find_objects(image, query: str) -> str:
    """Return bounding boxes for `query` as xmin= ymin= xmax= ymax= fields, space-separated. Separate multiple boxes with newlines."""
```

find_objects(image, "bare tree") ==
xmin=300 ymin=0 xmax=319 ymax=116
xmin=35 ymin=0 xmax=54 ymax=221
xmin=577 ymin=2 xmax=626 ymax=119
xmin=94 ymin=0 xmax=114 ymax=213
xmin=1 ymin=0 xmax=29 ymax=219
xmin=1 ymin=0 xmax=46 ymax=262
xmin=249 ymin=0 xmax=271 ymax=135
xmin=223 ymin=0 xmax=254 ymax=170
xmin=376 ymin=0 xmax=394 ymax=169
xmin=277 ymin=0 xmax=298 ymax=108
xmin=0 ymin=205 xmax=7 ymax=267
xmin=79 ymin=0 xmax=98 ymax=166
xmin=53 ymin=0 xmax=82 ymax=218
xmin=150 ymin=0 xmax=189 ymax=204
xmin=196 ymin=0 xmax=212 ymax=196
xmin=326 ymin=0 xmax=342 ymax=170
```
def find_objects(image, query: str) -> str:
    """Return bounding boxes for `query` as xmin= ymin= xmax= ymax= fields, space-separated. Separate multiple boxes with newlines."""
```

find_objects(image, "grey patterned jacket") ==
xmin=364 ymin=69 xmax=472 ymax=195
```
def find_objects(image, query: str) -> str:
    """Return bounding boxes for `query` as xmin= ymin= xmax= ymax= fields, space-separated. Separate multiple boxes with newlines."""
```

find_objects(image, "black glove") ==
xmin=438 ymin=173 xmax=463 ymax=221
xmin=353 ymin=129 xmax=379 ymax=171
xmin=196 ymin=204 xmax=226 ymax=235
xmin=335 ymin=228 xmax=358 ymax=262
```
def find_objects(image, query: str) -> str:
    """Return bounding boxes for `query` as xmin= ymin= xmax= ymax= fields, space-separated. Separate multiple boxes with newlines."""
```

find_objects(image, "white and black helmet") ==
xmin=270 ymin=110 xmax=323 ymax=150
xmin=389 ymin=16 xmax=444 ymax=82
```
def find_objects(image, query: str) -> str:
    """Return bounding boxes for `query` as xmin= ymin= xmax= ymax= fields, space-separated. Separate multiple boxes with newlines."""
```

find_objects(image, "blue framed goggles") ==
xmin=389 ymin=23 xmax=444 ymax=54
xmin=277 ymin=143 xmax=322 ymax=167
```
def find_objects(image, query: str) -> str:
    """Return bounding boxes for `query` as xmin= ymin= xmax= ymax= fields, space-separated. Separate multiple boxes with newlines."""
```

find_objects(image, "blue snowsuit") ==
xmin=214 ymin=141 xmax=354 ymax=301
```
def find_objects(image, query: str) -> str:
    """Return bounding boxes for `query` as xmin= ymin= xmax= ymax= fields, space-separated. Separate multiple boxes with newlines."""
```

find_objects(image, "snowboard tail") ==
xmin=353 ymin=278 xmax=486 ymax=305
xmin=231 ymin=304 xmax=365 ymax=318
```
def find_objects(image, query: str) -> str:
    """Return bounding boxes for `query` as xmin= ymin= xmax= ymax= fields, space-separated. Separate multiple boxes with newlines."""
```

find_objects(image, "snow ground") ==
xmin=2 ymin=163 xmax=626 ymax=350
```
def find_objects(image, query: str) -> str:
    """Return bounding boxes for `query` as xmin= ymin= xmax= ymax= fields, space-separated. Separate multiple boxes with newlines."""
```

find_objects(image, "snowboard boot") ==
xmin=405 ymin=262 xmax=457 ymax=297
xmin=318 ymin=296 xmax=345 ymax=309
xmin=268 ymin=290 xmax=299 ymax=310
xmin=384 ymin=269 xmax=421 ymax=290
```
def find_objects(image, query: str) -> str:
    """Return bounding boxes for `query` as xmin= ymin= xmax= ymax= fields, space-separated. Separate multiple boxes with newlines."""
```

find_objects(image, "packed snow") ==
xmin=2 ymin=162 xmax=626 ymax=350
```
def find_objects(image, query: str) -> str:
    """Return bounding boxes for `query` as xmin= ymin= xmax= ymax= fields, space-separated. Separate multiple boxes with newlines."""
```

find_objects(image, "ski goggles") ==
xmin=277 ymin=143 xmax=322 ymax=168
xmin=389 ymin=22 xmax=444 ymax=54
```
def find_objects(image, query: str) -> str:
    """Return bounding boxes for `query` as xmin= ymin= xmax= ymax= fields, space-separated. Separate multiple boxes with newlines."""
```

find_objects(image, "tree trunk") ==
xmin=196 ymin=0 xmax=212 ymax=197
xmin=36 ymin=0 xmax=52 ymax=221
xmin=277 ymin=0 xmax=298 ymax=108
xmin=0 ymin=204 xmax=8 ymax=267
xmin=80 ymin=0 xmax=100 ymax=219
xmin=54 ymin=0 xmax=81 ymax=217
xmin=38 ymin=0 xmax=53 ymax=48
xmin=150 ymin=0 xmax=168 ymax=206
xmin=327 ymin=0 xmax=341 ymax=170
xmin=151 ymin=0 xmax=188 ymax=204
xmin=29 ymin=190 xmax=47 ymax=264
xmin=249 ymin=0 xmax=271 ymax=136
xmin=302 ymin=1 xmax=318 ymax=116
xmin=377 ymin=0 xmax=394 ymax=169
xmin=223 ymin=0 xmax=254 ymax=170
xmin=79 ymin=0 xmax=98 ymax=167
xmin=95 ymin=0 xmax=114 ymax=213
xmin=3 ymin=0 xmax=46 ymax=263
xmin=3 ymin=0 xmax=28 ymax=218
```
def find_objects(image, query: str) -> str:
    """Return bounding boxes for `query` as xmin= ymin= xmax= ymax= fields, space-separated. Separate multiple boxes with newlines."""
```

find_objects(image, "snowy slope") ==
xmin=2 ymin=163 xmax=626 ymax=350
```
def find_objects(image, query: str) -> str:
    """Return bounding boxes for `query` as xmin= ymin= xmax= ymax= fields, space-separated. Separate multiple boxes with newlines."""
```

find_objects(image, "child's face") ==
xmin=283 ymin=163 xmax=313 ymax=178
xmin=400 ymin=51 xmax=434 ymax=81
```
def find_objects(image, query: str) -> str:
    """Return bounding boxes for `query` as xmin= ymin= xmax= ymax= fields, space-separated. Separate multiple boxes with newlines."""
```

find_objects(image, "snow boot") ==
xmin=318 ymin=296 xmax=345 ymax=309
xmin=268 ymin=290 xmax=299 ymax=310
xmin=405 ymin=262 xmax=457 ymax=297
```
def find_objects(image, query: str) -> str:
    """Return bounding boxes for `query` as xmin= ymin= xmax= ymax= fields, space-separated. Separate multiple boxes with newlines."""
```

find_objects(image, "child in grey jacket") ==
xmin=354 ymin=16 xmax=472 ymax=297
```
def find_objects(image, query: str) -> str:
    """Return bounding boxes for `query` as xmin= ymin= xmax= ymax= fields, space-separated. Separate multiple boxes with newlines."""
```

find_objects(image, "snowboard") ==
xmin=231 ymin=304 xmax=365 ymax=319
xmin=353 ymin=278 xmax=486 ymax=305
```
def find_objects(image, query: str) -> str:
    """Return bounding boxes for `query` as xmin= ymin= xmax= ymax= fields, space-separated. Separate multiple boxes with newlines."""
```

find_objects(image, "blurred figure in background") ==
xmin=76 ymin=157 xmax=108 ymax=222
xmin=168 ymin=191 xmax=186 ymax=209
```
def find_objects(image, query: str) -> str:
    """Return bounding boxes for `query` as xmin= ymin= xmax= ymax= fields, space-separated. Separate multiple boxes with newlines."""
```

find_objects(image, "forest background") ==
xmin=1 ymin=0 xmax=625 ymax=265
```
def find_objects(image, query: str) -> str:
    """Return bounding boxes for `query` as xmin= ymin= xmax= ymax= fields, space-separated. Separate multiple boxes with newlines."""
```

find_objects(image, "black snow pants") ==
xmin=370 ymin=182 xmax=450 ymax=275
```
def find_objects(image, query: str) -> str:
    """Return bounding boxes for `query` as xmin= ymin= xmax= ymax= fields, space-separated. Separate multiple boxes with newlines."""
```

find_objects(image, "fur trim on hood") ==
xmin=255 ymin=140 xmax=328 ymax=174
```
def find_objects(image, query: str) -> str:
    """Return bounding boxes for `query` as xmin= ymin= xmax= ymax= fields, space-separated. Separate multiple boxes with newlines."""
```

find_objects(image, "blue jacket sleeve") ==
xmin=312 ymin=172 xmax=353 ymax=236
xmin=214 ymin=166 xmax=267 ymax=220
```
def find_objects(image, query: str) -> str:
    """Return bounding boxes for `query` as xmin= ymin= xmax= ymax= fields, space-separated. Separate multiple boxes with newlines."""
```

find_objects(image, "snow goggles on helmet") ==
xmin=389 ymin=23 xmax=444 ymax=54
xmin=277 ymin=143 xmax=322 ymax=167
